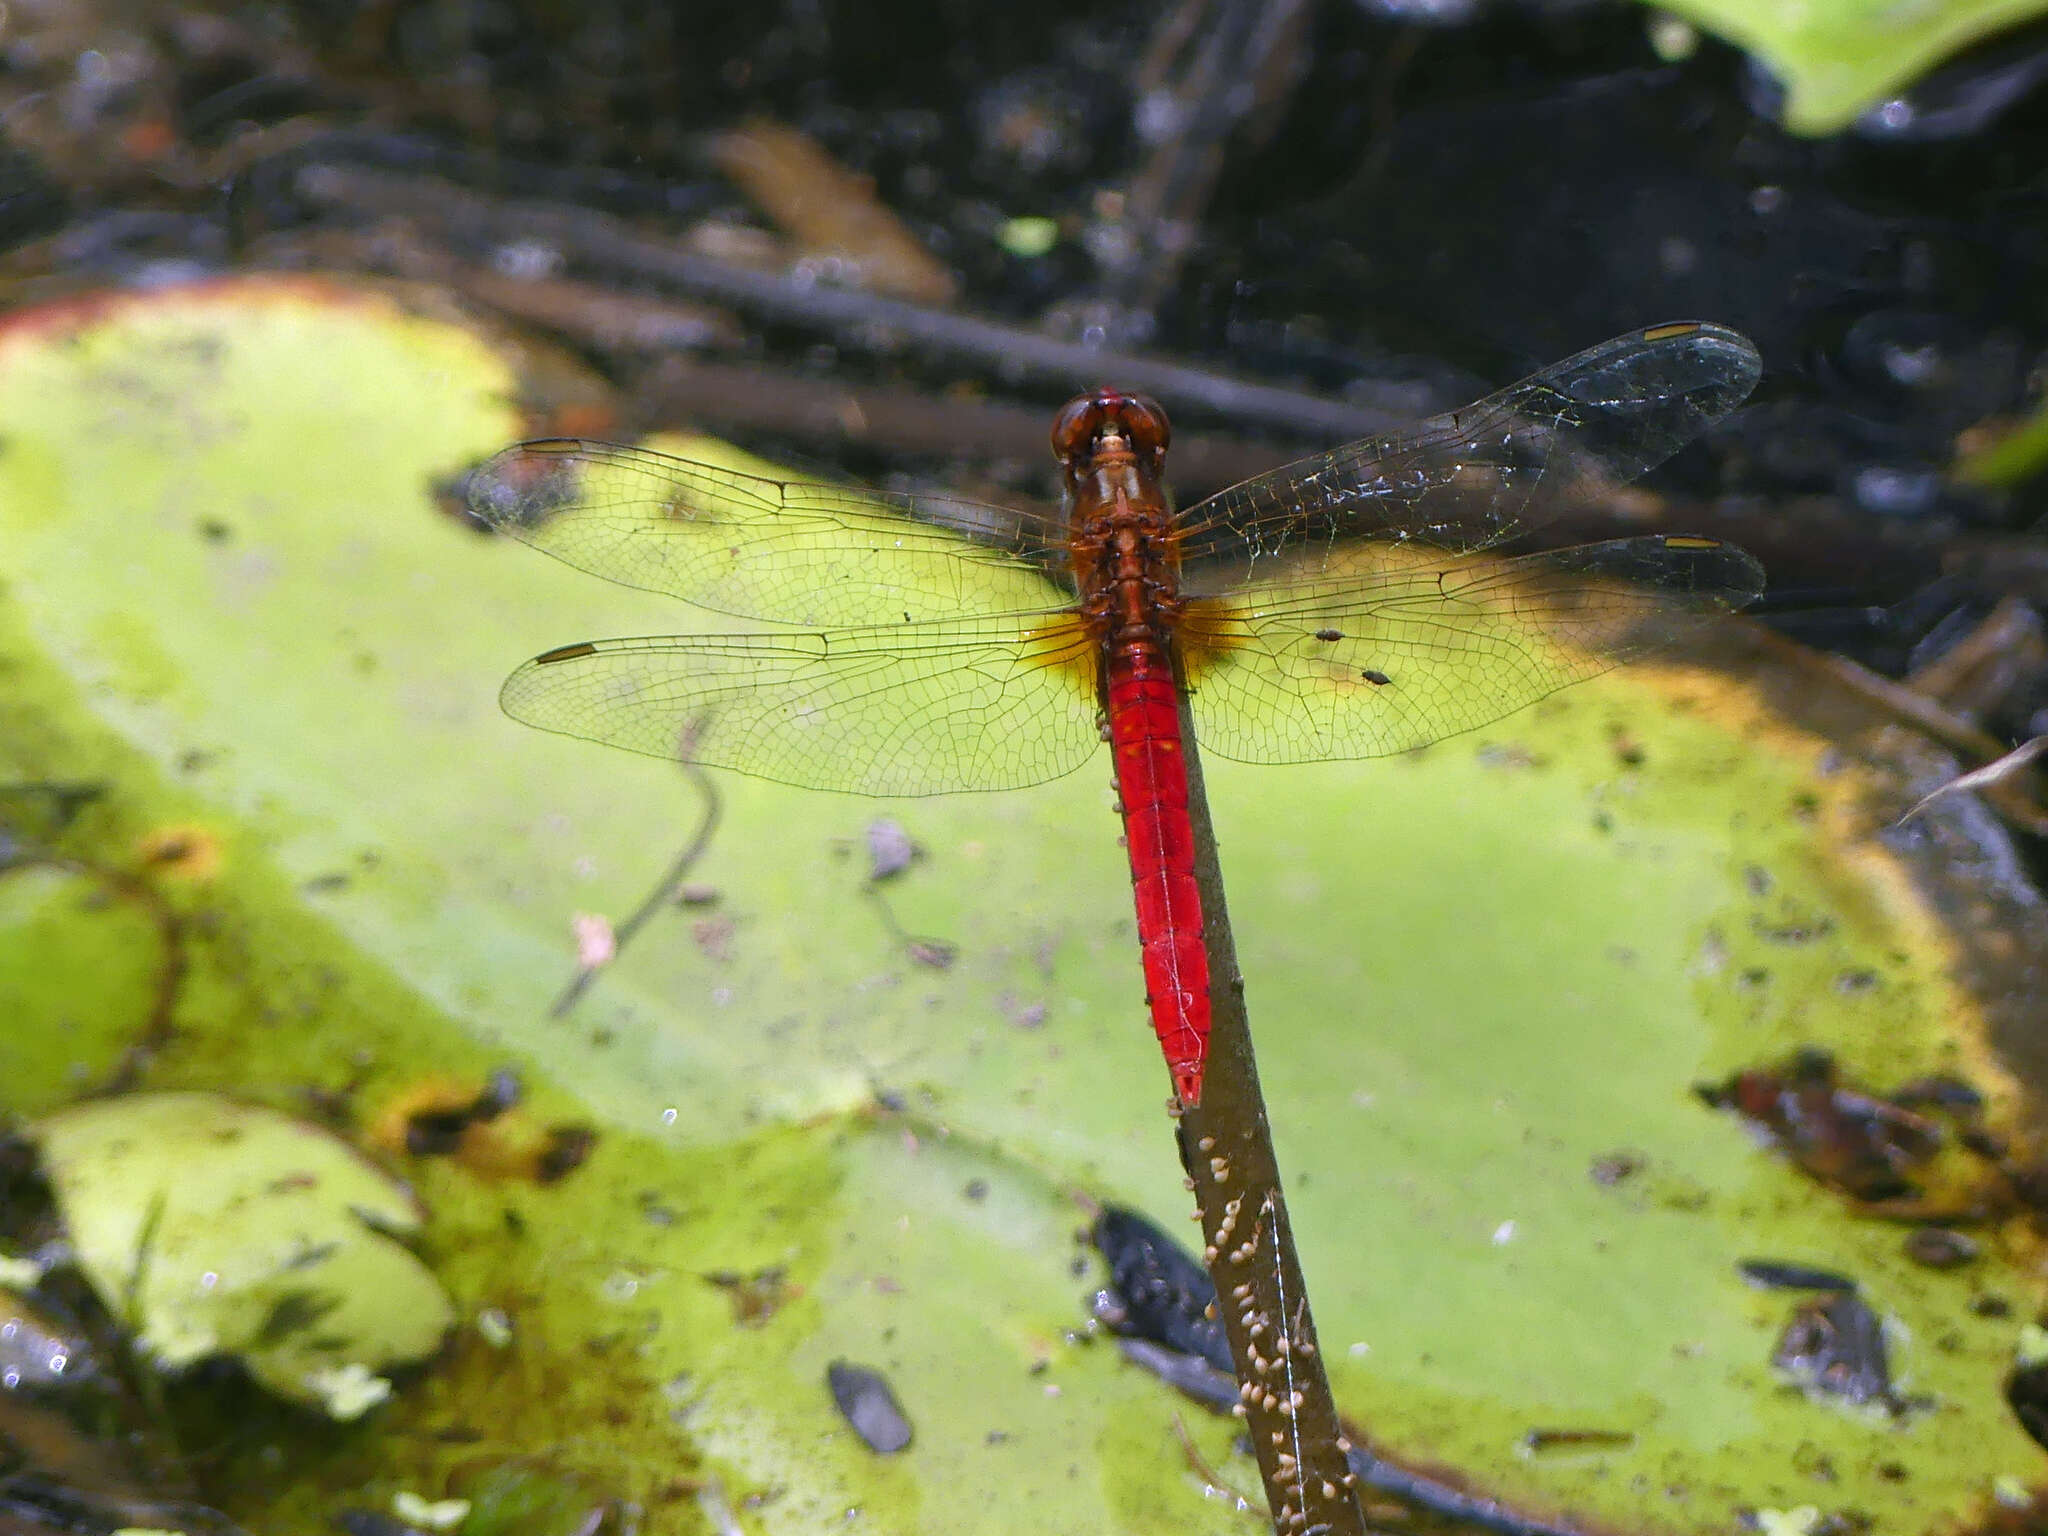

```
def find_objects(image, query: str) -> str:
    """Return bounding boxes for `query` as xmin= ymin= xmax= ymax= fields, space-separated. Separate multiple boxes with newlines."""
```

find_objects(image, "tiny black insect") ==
xmin=1361 ymin=669 xmax=1391 ymax=686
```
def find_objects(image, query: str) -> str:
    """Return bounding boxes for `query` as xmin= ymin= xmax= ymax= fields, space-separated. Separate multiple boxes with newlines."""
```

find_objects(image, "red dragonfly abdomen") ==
xmin=1106 ymin=642 xmax=1212 ymax=1106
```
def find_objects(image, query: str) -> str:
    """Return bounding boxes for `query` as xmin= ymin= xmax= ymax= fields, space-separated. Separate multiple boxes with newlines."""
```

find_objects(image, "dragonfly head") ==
xmin=1051 ymin=390 xmax=1171 ymax=474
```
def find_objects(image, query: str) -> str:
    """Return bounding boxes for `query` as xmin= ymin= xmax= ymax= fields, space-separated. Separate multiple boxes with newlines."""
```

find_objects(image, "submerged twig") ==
xmin=1172 ymin=1409 xmax=1258 ymax=1510
xmin=1169 ymin=662 xmax=1366 ymax=1536
xmin=550 ymin=746 xmax=723 ymax=1017
xmin=862 ymin=886 xmax=958 ymax=970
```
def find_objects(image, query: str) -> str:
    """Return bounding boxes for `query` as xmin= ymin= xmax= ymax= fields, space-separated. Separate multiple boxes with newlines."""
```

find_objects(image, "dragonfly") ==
xmin=470 ymin=321 xmax=1764 ymax=1107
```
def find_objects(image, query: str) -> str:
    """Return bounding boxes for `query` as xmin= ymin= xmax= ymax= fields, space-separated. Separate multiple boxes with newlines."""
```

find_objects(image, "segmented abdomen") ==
xmin=1104 ymin=642 xmax=1211 ymax=1105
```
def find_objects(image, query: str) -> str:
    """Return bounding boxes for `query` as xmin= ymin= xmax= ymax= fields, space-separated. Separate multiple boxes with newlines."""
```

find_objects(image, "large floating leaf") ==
xmin=0 ymin=278 xmax=2041 ymax=1532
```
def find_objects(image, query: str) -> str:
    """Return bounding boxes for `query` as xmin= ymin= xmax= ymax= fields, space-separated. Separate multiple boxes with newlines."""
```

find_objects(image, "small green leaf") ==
xmin=32 ymin=1091 xmax=454 ymax=1414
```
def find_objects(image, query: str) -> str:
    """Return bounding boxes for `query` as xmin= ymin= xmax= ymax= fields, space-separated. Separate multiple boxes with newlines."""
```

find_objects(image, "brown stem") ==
xmin=1170 ymin=662 xmax=1367 ymax=1535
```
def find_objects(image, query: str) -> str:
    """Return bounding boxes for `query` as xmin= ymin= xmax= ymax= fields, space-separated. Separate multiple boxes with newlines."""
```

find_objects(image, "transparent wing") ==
xmin=501 ymin=615 xmax=1103 ymax=796
xmin=1175 ymin=322 xmax=1762 ymax=586
xmin=468 ymin=438 xmax=1075 ymax=627
xmin=1179 ymin=535 xmax=1763 ymax=764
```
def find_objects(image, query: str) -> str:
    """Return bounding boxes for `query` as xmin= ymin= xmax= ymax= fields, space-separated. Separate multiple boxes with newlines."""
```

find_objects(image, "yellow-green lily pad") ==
xmin=31 ymin=1090 xmax=453 ymax=1416
xmin=0 ymin=276 xmax=2043 ymax=1532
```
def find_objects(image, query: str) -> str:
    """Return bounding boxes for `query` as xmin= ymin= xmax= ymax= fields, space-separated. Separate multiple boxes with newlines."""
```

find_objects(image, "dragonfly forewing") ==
xmin=468 ymin=437 xmax=1076 ymax=629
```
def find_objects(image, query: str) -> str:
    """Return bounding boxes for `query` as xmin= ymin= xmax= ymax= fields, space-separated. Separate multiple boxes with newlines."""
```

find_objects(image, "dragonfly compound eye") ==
xmin=1050 ymin=391 xmax=1173 ymax=461
xmin=1050 ymin=394 xmax=1107 ymax=459
xmin=1116 ymin=395 xmax=1171 ymax=455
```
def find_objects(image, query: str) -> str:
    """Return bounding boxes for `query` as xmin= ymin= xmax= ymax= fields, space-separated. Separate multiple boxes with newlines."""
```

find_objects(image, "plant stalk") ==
xmin=1170 ymin=666 xmax=1368 ymax=1536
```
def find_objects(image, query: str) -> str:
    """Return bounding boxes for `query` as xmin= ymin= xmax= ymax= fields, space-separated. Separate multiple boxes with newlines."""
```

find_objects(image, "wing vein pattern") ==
xmin=1181 ymin=535 xmax=1762 ymax=764
xmin=469 ymin=439 xmax=1074 ymax=628
xmin=502 ymin=615 xmax=1102 ymax=796
xmin=1176 ymin=323 xmax=1761 ymax=586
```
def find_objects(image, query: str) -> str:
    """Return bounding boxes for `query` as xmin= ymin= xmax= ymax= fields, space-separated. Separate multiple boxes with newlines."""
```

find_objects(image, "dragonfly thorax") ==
xmin=1055 ymin=392 xmax=1185 ymax=639
xmin=1054 ymin=391 xmax=1178 ymax=584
